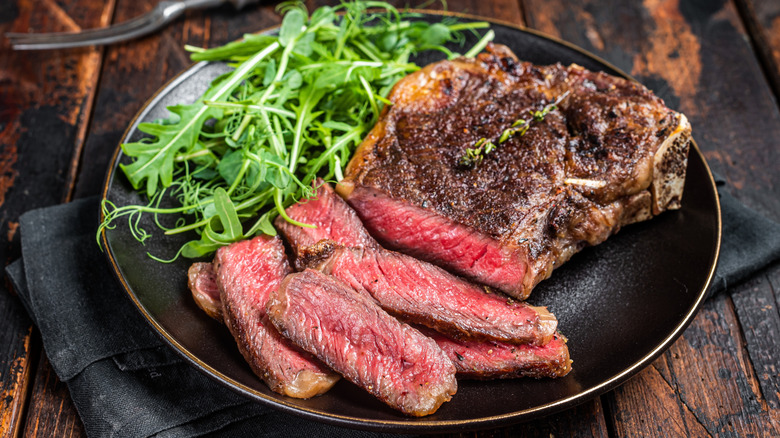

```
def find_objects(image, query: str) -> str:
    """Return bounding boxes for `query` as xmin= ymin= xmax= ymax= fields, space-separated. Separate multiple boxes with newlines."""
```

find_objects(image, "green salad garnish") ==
xmin=99 ymin=1 xmax=493 ymax=261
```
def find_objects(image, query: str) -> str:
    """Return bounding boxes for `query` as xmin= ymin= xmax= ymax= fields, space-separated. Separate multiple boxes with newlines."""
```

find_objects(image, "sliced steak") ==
xmin=187 ymin=262 xmax=221 ymax=320
xmin=278 ymin=181 xmax=557 ymax=346
xmin=268 ymin=269 xmax=457 ymax=416
xmin=215 ymin=236 xmax=339 ymax=398
xmin=419 ymin=327 xmax=571 ymax=379
xmin=275 ymin=180 xmax=376 ymax=249
xmin=300 ymin=241 xmax=556 ymax=346
xmin=337 ymin=43 xmax=691 ymax=299
xmin=192 ymin=251 xmax=570 ymax=381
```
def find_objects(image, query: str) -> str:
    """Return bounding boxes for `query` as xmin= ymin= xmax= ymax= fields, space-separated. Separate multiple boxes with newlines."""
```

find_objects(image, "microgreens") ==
xmin=98 ymin=1 xmax=493 ymax=260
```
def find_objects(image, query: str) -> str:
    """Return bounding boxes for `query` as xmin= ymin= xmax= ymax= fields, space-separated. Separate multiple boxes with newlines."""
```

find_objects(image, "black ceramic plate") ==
xmin=101 ymin=12 xmax=721 ymax=433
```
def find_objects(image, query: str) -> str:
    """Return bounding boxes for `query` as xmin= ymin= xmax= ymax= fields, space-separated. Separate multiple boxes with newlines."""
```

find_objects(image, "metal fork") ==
xmin=6 ymin=0 xmax=260 ymax=50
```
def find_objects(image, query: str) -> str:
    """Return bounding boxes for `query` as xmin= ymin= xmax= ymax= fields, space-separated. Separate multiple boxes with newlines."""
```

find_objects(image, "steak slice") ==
xmin=187 ymin=262 xmax=222 ymax=320
xmin=337 ymin=43 xmax=692 ymax=299
xmin=191 ymin=254 xmax=571 ymax=380
xmin=268 ymin=269 xmax=457 ymax=416
xmin=278 ymin=181 xmax=557 ymax=346
xmin=215 ymin=236 xmax=339 ymax=398
xmin=419 ymin=327 xmax=571 ymax=379
xmin=276 ymin=180 xmax=376 ymax=249
xmin=299 ymin=240 xmax=556 ymax=346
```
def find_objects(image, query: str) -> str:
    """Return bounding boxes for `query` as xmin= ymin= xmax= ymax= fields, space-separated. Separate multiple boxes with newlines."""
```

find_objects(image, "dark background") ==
xmin=1 ymin=0 xmax=779 ymax=436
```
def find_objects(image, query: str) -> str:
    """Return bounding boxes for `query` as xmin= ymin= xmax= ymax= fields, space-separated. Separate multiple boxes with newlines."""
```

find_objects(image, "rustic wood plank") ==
xmin=71 ymin=0 xmax=280 ymax=199
xmin=606 ymin=294 xmax=780 ymax=436
xmin=520 ymin=0 xmax=780 ymax=435
xmin=0 ymin=0 xmax=114 ymax=437
xmin=731 ymin=263 xmax=780 ymax=411
xmin=751 ymin=0 xmax=780 ymax=88
xmin=22 ymin=356 xmax=85 ymax=438
xmin=522 ymin=0 xmax=780 ymax=221
xmin=0 ymin=0 xmax=112 ymax=204
xmin=604 ymin=365 xmax=710 ymax=437
xmin=72 ymin=1 xmax=607 ymax=436
xmin=0 ymin=291 xmax=33 ymax=438
xmin=733 ymin=0 xmax=780 ymax=98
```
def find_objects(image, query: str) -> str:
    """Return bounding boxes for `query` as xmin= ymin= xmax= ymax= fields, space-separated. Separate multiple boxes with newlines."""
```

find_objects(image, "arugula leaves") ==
xmin=100 ymin=1 xmax=493 ymax=260
xmin=121 ymin=41 xmax=281 ymax=197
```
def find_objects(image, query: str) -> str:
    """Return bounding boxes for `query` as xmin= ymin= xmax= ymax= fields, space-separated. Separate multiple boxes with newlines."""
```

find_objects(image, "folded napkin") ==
xmin=5 ymin=180 xmax=780 ymax=437
xmin=6 ymin=197 xmax=403 ymax=438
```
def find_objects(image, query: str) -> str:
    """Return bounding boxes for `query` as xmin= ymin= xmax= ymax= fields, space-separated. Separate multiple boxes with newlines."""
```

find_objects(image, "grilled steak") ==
xmin=277 ymin=182 xmax=557 ymax=346
xmin=187 ymin=262 xmax=221 ymax=320
xmin=419 ymin=327 xmax=571 ymax=379
xmin=276 ymin=180 xmax=376 ymax=249
xmin=268 ymin=269 xmax=458 ymax=416
xmin=300 ymin=241 xmax=556 ymax=345
xmin=337 ymin=44 xmax=692 ymax=299
xmin=189 ymin=260 xmax=571 ymax=380
xmin=215 ymin=236 xmax=339 ymax=398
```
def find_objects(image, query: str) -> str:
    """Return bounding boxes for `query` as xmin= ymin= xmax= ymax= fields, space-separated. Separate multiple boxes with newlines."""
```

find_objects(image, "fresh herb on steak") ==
xmin=459 ymin=137 xmax=496 ymax=167
xmin=459 ymin=91 xmax=570 ymax=168
xmin=340 ymin=44 xmax=690 ymax=298
xmin=97 ymin=1 xmax=493 ymax=260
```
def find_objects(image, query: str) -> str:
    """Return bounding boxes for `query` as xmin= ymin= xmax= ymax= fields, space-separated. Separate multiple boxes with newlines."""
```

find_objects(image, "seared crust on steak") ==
xmin=275 ymin=180 xmax=377 ymax=250
xmin=215 ymin=236 xmax=339 ymax=398
xmin=187 ymin=262 xmax=222 ymax=320
xmin=338 ymin=44 xmax=691 ymax=298
xmin=279 ymin=182 xmax=559 ymax=346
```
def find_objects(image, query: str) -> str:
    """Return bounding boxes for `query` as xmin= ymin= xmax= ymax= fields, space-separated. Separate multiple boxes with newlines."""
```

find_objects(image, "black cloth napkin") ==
xmin=708 ymin=177 xmax=780 ymax=294
xmin=5 ymin=180 xmax=780 ymax=437
xmin=5 ymin=197 xmax=400 ymax=438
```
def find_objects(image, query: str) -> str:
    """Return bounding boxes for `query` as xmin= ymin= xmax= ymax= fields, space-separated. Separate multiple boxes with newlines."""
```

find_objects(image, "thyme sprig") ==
xmin=459 ymin=91 xmax=570 ymax=168
xmin=98 ymin=1 xmax=493 ymax=261
xmin=459 ymin=137 xmax=496 ymax=167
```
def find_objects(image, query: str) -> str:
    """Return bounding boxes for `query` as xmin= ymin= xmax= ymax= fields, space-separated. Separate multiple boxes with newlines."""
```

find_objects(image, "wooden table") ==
xmin=1 ymin=0 xmax=779 ymax=436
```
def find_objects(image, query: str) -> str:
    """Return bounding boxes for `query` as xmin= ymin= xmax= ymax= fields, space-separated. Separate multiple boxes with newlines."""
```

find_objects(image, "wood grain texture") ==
xmin=731 ymin=263 xmax=780 ymax=412
xmin=734 ymin=0 xmax=780 ymax=98
xmin=10 ymin=0 xmax=778 ymax=436
xmin=752 ymin=0 xmax=780 ymax=83
xmin=523 ymin=0 xmax=780 ymax=221
xmin=607 ymin=294 xmax=780 ymax=436
xmin=0 ymin=291 xmax=33 ymax=438
xmin=0 ymin=1 xmax=113 ymax=437
xmin=0 ymin=0 xmax=112 ymax=214
xmin=520 ymin=0 xmax=780 ymax=435
xmin=22 ymin=357 xmax=85 ymax=438
xmin=752 ymin=0 xmax=780 ymax=67
xmin=604 ymin=366 xmax=710 ymax=437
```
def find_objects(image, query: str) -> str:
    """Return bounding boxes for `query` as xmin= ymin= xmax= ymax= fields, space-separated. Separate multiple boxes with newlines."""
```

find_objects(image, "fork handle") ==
xmin=179 ymin=0 xmax=259 ymax=10
xmin=228 ymin=0 xmax=262 ymax=8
